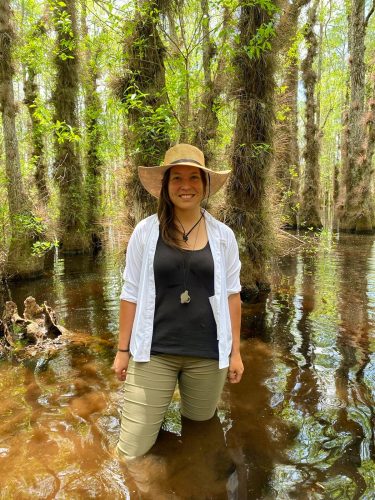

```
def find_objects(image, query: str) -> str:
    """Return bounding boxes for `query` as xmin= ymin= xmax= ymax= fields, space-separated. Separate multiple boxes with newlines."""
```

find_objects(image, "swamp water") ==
xmin=0 ymin=233 xmax=374 ymax=499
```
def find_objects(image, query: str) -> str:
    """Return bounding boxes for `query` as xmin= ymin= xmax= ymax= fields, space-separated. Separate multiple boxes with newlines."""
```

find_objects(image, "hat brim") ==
xmin=138 ymin=163 xmax=231 ymax=198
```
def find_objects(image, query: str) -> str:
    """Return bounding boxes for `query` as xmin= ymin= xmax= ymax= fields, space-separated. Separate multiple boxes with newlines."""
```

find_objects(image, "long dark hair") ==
xmin=157 ymin=168 xmax=208 ymax=248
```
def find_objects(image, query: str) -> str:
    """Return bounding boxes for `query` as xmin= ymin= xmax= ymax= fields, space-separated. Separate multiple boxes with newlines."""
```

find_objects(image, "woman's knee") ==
xmin=179 ymin=359 xmax=227 ymax=420
xmin=117 ymin=427 xmax=159 ymax=458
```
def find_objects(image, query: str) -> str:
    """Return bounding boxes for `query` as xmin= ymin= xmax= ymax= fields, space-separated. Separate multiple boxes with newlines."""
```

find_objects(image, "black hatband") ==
xmin=170 ymin=158 xmax=203 ymax=166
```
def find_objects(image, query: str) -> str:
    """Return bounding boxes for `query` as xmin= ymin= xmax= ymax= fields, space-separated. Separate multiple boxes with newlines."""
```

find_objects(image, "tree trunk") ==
xmin=354 ymin=59 xmax=375 ymax=230
xmin=192 ymin=3 xmax=229 ymax=166
xmin=274 ymin=0 xmax=310 ymax=228
xmin=117 ymin=0 xmax=171 ymax=223
xmin=299 ymin=0 xmax=322 ymax=229
xmin=81 ymin=1 xmax=103 ymax=252
xmin=24 ymin=69 xmax=49 ymax=204
xmin=336 ymin=83 xmax=350 ymax=224
xmin=340 ymin=0 xmax=374 ymax=233
xmin=226 ymin=1 xmax=278 ymax=295
xmin=23 ymin=17 xmax=49 ymax=206
xmin=52 ymin=0 xmax=90 ymax=253
xmin=0 ymin=1 xmax=44 ymax=279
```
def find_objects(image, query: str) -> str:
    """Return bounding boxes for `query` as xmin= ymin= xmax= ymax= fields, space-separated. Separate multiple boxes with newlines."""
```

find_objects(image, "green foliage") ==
xmin=14 ymin=213 xmax=45 ymax=237
xmin=28 ymin=100 xmax=80 ymax=144
xmin=27 ymin=98 xmax=51 ymax=135
xmin=244 ymin=20 xmax=276 ymax=59
xmin=286 ymin=27 xmax=305 ymax=65
xmin=275 ymin=102 xmax=291 ymax=122
xmin=49 ymin=0 xmax=76 ymax=61
xmin=13 ymin=213 xmax=59 ymax=256
xmin=121 ymin=83 xmax=173 ymax=159
xmin=249 ymin=142 xmax=272 ymax=157
xmin=54 ymin=121 xmax=80 ymax=144
xmin=31 ymin=239 xmax=59 ymax=256
xmin=17 ymin=20 xmax=50 ymax=74
xmin=240 ymin=0 xmax=278 ymax=15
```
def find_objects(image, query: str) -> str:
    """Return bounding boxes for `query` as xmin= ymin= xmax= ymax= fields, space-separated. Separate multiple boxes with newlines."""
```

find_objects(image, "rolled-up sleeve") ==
xmin=226 ymin=230 xmax=241 ymax=295
xmin=120 ymin=227 xmax=143 ymax=303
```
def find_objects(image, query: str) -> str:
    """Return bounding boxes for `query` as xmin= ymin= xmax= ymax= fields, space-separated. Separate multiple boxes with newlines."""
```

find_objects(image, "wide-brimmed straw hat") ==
xmin=138 ymin=144 xmax=231 ymax=198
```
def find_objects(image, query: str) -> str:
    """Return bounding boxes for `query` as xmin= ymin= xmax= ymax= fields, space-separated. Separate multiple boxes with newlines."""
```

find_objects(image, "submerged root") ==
xmin=1 ymin=296 xmax=66 ymax=361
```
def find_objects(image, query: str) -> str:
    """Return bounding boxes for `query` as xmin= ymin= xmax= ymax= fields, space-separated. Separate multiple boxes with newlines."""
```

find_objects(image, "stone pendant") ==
xmin=180 ymin=290 xmax=191 ymax=304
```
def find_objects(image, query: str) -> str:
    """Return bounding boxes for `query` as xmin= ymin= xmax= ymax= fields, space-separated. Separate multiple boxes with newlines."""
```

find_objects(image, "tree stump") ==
xmin=0 ymin=297 xmax=64 ymax=360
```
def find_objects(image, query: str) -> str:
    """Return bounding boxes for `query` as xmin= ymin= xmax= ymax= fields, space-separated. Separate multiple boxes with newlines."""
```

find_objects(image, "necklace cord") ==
xmin=176 ymin=212 xmax=204 ymax=242
xmin=180 ymin=214 xmax=204 ymax=303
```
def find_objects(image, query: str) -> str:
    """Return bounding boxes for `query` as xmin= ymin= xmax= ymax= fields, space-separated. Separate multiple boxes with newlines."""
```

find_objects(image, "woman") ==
xmin=113 ymin=143 xmax=244 ymax=459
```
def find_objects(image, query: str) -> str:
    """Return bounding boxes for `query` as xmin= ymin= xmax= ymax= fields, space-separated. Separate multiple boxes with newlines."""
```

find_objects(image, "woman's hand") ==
xmin=112 ymin=351 xmax=130 ymax=381
xmin=228 ymin=352 xmax=244 ymax=384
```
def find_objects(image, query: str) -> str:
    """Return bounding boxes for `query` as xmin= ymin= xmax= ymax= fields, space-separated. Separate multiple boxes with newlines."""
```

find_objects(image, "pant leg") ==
xmin=178 ymin=357 xmax=228 ymax=421
xmin=117 ymin=355 xmax=180 ymax=458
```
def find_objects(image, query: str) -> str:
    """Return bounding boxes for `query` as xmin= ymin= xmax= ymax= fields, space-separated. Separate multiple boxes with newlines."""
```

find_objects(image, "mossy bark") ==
xmin=24 ymin=64 xmax=49 ymax=205
xmin=335 ymin=85 xmax=350 ymax=226
xmin=226 ymin=1 xmax=278 ymax=295
xmin=81 ymin=3 xmax=103 ymax=251
xmin=51 ymin=0 xmax=90 ymax=253
xmin=340 ymin=0 xmax=374 ymax=233
xmin=192 ymin=2 xmax=229 ymax=166
xmin=350 ymin=73 xmax=375 ymax=233
xmin=0 ymin=1 xmax=44 ymax=279
xmin=117 ymin=0 xmax=171 ymax=223
xmin=274 ymin=0 xmax=310 ymax=229
xmin=299 ymin=0 xmax=322 ymax=230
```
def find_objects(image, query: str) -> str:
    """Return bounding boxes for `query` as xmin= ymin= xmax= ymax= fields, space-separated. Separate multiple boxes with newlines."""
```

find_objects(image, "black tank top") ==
xmin=151 ymin=234 xmax=218 ymax=359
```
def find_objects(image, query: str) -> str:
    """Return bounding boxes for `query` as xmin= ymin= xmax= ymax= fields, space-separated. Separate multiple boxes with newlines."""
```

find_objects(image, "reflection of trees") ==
xmin=267 ymin=253 xmax=299 ymax=351
xmin=273 ymin=253 xmax=325 ymax=495
xmin=225 ymin=340 xmax=298 ymax=498
xmin=333 ymin=235 xmax=374 ymax=497
xmin=284 ymin=254 xmax=321 ymax=412
xmin=264 ymin=235 xmax=373 ymax=496
xmin=61 ymin=254 xmax=120 ymax=341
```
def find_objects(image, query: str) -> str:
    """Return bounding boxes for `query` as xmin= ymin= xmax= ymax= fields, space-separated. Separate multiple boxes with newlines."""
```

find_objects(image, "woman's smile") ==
xmin=179 ymin=194 xmax=195 ymax=199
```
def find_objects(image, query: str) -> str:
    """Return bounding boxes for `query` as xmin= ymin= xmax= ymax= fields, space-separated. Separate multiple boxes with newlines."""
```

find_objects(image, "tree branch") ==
xmin=320 ymin=107 xmax=333 ymax=132
xmin=365 ymin=0 xmax=375 ymax=28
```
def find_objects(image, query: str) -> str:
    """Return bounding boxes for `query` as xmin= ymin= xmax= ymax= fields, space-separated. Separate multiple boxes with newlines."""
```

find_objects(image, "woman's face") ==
xmin=167 ymin=166 xmax=205 ymax=211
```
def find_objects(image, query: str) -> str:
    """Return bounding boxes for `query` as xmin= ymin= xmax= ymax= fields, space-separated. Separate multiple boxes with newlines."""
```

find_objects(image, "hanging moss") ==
xmin=299 ymin=0 xmax=322 ymax=230
xmin=191 ymin=0 xmax=229 ymax=167
xmin=51 ymin=0 xmax=90 ymax=253
xmin=339 ymin=0 xmax=374 ymax=234
xmin=273 ymin=0 xmax=310 ymax=229
xmin=226 ymin=1 xmax=279 ymax=296
xmin=112 ymin=0 xmax=172 ymax=223
xmin=0 ymin=1 xmax=44 ymax=279
xmin=81 ymin=3 xmax=104 ymax=253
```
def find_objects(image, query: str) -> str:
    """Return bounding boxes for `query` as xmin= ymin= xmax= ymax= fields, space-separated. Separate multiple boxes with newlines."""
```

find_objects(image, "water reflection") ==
xmin=0 ymin=235 xmax=374 ymax=498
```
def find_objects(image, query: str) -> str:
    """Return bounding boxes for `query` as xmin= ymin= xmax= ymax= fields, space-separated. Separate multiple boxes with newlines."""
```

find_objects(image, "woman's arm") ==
xmin=112 ymin=300 xmax=137 ymax=381
xmin=228 ymin=293 xmax=244 ymax=384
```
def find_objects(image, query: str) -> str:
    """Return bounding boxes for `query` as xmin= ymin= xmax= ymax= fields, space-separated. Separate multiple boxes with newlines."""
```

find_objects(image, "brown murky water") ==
xmin=0 ymin=233 xmax=374 ymax=499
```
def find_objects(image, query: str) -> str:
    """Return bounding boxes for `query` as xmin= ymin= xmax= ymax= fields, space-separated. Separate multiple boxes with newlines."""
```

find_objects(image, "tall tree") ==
xmin=274 ymin=0 xmax=311 ymax=228
xmin=339 ymin=0 xmax=375 ymax=233
xmin=192 ymin=2 xmax=230 ymax=166
xmin=23 ymin=16 xmax=49 ymax=204
xmin=299 ymin=0 xmax=322 ymax=229
xmin=0 ymin=0 xmax=44 ymax=278
xmin=226 ymin=0 xmax=279 ymax=293
xmin=116 ymin=0 xmax=171 ymax=223
xmin=81 ymin=1 xmax=103 ymax=251
xmin=361 ymin=61 xmax=375 ymax=177
xmin=51 ymin=0 xmax=90 ymax=252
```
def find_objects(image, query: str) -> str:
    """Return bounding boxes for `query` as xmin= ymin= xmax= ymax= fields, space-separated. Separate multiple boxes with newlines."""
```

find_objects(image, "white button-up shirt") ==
xmin=120 ymin=210 xmax=241 ymax=369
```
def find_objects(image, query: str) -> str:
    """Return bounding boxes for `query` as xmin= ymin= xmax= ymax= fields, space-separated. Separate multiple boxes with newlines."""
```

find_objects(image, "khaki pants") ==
xmin=117 ymin=354 xmax=228 ymax=458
